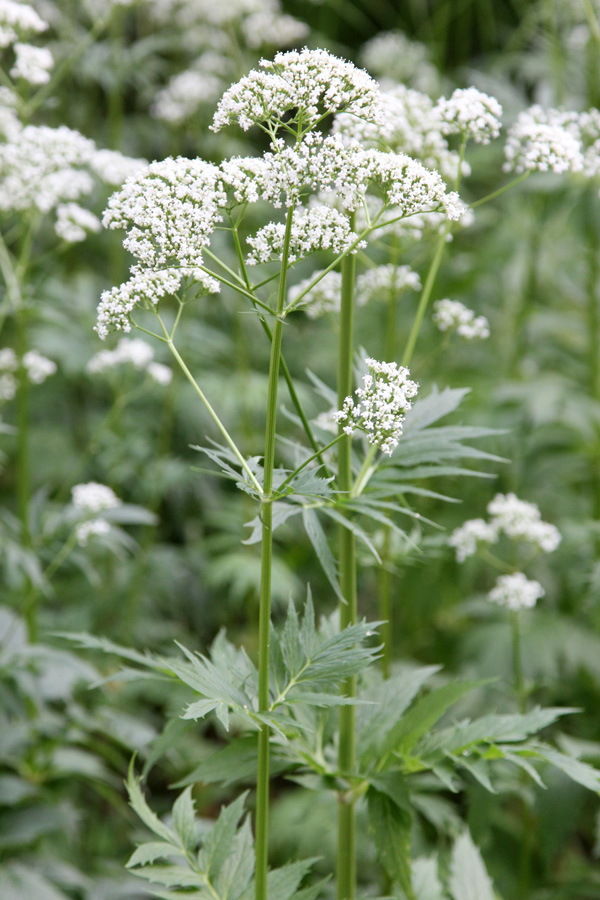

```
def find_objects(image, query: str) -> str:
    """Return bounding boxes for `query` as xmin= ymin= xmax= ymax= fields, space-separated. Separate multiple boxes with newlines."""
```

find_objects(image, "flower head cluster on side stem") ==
xmin=333 ymin=357 xmax=419 ymax=455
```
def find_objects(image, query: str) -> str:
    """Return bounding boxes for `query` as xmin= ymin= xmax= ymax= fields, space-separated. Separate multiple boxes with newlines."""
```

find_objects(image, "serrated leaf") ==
xmin=417 ymin=707 xmax=577 ymax=760
xmin=266 ymin=859 xmax=315 ymax=900
xmin=214 ymin=815 xmax=254 ymax=900
xmin=127 ymin=863 xmax=205 ymax=887
xmin=367 ymin=787 xmax=415 ymax=900
xmin=358 ymin=667 xmax=440 ymax=765
xmin=172 ymin=786 xmax=197 ymax=852
xmin=448 ymin=831 xmax=495 ymax=900
xmin=198 ymin=793 xmax=249 ymax=883
xmin=301 ymin=507 xmax=343 ymax=603
xmin=529 ymin=743 xmax=600 ymax=792
xmin=126 ymin=841 xmax=183 ymax=868
xmin=126 ymin=766 xmax=176 ymax=845
xmin=243 ymin=503 xmax=302 ymax=545
xmin=321 ymin=506 xmax=381 ymax=562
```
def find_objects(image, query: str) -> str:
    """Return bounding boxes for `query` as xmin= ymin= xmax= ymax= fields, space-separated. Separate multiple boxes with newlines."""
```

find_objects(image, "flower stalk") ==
xmin=336 ymin=213 xmax=358 ymax=900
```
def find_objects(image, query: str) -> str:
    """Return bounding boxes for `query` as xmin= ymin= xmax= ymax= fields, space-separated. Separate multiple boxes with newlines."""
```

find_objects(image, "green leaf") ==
xmin=320 ymin=506 xmax=381 ymax=562
xmin=528 ymin=743 xmax=600 ymax=793
xmin=214 ymin=815 xmax=254 ymax=900
xmin=172 ymin=786 xmax=197 ymax=852
xmin=417 ymin=707 xmax=576 ymax=760
xmin=301 ymin=507 xmax=343 ymax=603
xmin=266 ymin=859 xmax=315 ymax=900
xmin=448 ymin=831 xmax=495 ymax=900
xmin=126 ymin=841 xmax=183 ymax=868
xmin=127 ymin=864 xmax=205 ymax=887
xmin=126 ymin=765 xmax=176 ymax=845
xmin=367 ymin=787 xmax=416 ymax=900
xmin=198 ymin=793 xmax=249 ymax=883
xmin=357 ymin=667 xmax=440 ymax=765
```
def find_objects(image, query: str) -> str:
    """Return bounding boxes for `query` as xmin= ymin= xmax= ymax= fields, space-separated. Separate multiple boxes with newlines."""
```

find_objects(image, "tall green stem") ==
xmin=336 ymin=215 xmax=358 ymax=900
xmin=402 ymin=226 xmax=448 ymax=368
xmin=255 ymin=207 xmax=294 ymax=900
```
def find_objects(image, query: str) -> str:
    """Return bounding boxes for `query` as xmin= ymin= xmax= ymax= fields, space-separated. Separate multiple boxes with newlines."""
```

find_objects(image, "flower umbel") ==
xmin=333 ymin=357 xmax=418 ymax=455
xmin=488 ymin=572 xmax=545 ymax=611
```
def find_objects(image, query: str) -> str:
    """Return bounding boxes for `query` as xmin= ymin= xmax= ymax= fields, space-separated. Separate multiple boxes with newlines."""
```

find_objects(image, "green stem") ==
xmin=276 ymin=434 xmax=343 ymax=495
xmin=470 ymin=171 xmax=531 ymax=209
xmin=350 ymin=444 xmax=378 ymax=499
xmin=337 ymin=213 xmax=358 ymax=900
xmin=402 ymin=226 xmax=448 ymax=368
xmin=255 ymin=206 xmax=294 ymax=900
xmin=510 ymin=610 xmax=526 ymax=714
xmin=379 ymin=528 xmax=392 ymax=679
xmin=157 ymin=319 xmax=263 ymax=496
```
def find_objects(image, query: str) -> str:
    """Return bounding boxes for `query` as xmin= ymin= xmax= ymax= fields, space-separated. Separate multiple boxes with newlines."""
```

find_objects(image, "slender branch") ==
xmin=336 ymin=212 xmax=358 ymax=900
xmin=401 ymin=225 xmax=449 ymax=368
xmin=255 ymin=206 xmax=295 ymax=900
xmin=470 ymin=171 xmax=531 ymax=209
xmin=156 ymin=316 xmax=263 ymax=495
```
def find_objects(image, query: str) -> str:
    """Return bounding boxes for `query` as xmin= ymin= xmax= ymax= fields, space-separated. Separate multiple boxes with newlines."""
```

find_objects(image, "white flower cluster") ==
xmin=0 ymin=87 xmax=20 ymax=141
xmin=87 ymin=337 xmax=172 ymax=385
xmin=246 ymin=206 xmax=365 ymax=265
xmin=0 ymin=347 xmax=56 ymax=401
xmin=448 ymin=518 xmax=498 ymax=563
xmin=335 ymin=86 xmax=465 ymax=182
xmin=449 ymin=492 xmax=561 ymax=562
xmin=333 ymin=357 xmax=419 ymax=455
xmin=10 ymin=42 xmax=53 ymax=84
xmin=432 ymin=298 xmax=490 ymax=340
xmin=437 ymin=87 xmax=503 ymax=144
xmin=0 ymin=125 xmax=95 ymax=213
xmin=103 ymin=156 xmax=226 ymax=269
xmin=488 ymin=572 xmax=545 ymax=612
xmin=71 ymin=482 xmax=121 ymax=547
xmin=504 ymin=105 xmax=593 ymax=174
xmin=55 ymin=203 xmax=101 ymax=243
xmin=356 ymin=264 xmax=421 ymax=307
xmin=96 ymin=268 xmax=188 ymax=340
xmin=0 ymin=1 xmax=47 ymax=49
xmin=359 ymin=30 xmax=439 ymax=94
xmin=212 ymin=48 xmax=382 ymax=133
xmin=487 ymin=492 xmax=562 ymax=551
xmin=72 ymin=482 xmax=121 ymax=515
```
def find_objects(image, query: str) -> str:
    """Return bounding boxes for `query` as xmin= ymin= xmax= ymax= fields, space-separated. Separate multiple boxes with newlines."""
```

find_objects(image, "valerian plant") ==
xmin=75 ymin=43 xmax=600 ymax=900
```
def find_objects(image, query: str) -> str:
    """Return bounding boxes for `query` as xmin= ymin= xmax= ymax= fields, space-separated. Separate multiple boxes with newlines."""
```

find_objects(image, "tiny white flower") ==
xmin=503 ymin=105 xmax=584 ymax=174
xmin=487 ymin=492 xmax=561 ymax=552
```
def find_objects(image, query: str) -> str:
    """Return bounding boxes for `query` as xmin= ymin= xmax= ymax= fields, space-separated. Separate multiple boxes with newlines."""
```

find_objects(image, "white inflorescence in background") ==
xmin=487 ymin=492 xmax=562 ymax=552
xmin=287 ymin=270 xmax=343 ymax=317
xmin=55 ymin=203 xmax=102 ymax=243
xmin=10 ymin=42 xmax=53 ymax=84
xmin=432 ymin=298 xmax=490 ymax=340
xmin=503 ymin=105 xmax=584 ymax=174
xmin=488 ymin=572 xmax=545 ymax=611
xmin=0 ymin=347 xmax=56 ymax=400
xmin=333 ymin=357 xmax=419 ymax=455
xmin=87 ymin=337 xmax=172 ymax=384
xmin=359 ymin=30 xmax=439 ymax=94
xmin=436 ymin=87 xmax=503 ymax=144
xmin=71 ymin=482 xmax=122 ymax=515
xmin=212 ymin=47 xmax=383 ymax=133
xmin=0 ymin=1 xmax=47 ymax=48
xmin=449 ymin=492 xmax=561 ymax=562
xmin=448 ymin=518 xmax=499 ymax=563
